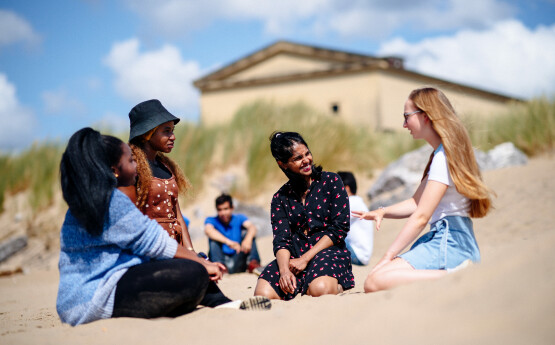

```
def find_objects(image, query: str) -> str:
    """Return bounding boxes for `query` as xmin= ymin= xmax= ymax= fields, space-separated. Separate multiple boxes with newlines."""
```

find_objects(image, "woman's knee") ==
xmin=364 ymin=272 xmax=382 ymax=293
xmin=307 ymin=277 xmax=339 ymax=297
xmin=254 ymin=279 xmax=280 ymax=300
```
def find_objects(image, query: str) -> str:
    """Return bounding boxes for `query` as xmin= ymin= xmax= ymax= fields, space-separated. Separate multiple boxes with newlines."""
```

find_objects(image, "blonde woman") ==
xmin=353 ymin=87 xmax=493 ymax=293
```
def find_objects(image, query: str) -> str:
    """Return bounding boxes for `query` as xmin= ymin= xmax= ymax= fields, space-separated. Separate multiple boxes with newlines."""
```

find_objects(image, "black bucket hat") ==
xmin=128 ymin=99 xmax=180 ymax=141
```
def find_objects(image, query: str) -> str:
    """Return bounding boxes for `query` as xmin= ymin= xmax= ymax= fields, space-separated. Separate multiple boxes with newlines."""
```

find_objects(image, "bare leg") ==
xmin=254 ymin=278 xmax=281 ymax=300
xmin=306 ymin=276 xmax=340 ymax=297
xmin=364 ymin=258 xmax=447 ymax=293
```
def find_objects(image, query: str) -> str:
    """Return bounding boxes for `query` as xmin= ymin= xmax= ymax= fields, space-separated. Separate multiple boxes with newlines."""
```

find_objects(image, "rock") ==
xmin=367 ymin=142 xmax=527 ymax=209
xmin=474 ymin=149 xmax=493 ymax=171
xmin=367 ymin=145 xmax=432 ymax=209
xmin=0 ymin=235 xmax=28 ymax=263
xmin=487 ymin=142 xmax=528 ymax=169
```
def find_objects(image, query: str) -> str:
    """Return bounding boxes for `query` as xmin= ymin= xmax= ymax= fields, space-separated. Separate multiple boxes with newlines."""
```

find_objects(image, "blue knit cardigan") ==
xmin=56 ymin=189 xmax=178 ymax=326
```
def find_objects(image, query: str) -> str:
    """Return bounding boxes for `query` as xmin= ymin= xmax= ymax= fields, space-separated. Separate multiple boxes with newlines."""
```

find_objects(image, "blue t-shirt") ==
xmin=205 ymin=214 xmax=248 ymax=255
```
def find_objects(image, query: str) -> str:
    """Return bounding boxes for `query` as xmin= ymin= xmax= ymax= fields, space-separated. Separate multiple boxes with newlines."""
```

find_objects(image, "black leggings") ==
xmin=112 ymin=258 xmax=231 ymax=319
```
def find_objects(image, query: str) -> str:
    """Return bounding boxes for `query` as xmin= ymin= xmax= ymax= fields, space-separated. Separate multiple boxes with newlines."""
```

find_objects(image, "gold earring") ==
xmin=115 ymin=173 xmax=119 ymax=178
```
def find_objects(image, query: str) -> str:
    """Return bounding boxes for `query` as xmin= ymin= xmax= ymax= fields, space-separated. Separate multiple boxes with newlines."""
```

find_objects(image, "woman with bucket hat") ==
xmin=120 ymin=99 xmax=271 ymax=311
xmin=120 ymin=99 xmax=193 ymax=250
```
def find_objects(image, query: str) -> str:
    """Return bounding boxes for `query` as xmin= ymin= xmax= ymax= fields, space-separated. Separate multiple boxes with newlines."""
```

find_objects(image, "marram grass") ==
xmin=0 ymin=97 xmax=554 ymax=212
xmin=171 ymin=101 xmax=380 ymax=198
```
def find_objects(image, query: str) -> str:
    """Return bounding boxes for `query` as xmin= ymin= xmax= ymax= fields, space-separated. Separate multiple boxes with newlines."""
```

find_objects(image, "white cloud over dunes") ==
xmin=0 ymin=10 xmax=41 ymax=49
xmin=103 ymin=38 xmax=202 ymax=119
xmin=0 ymin=73 xmax=36 ymax=152
xmin=378 ymin=20 xmax=555 ymax=99
xmin=124 ymin=0 xmax=515 ymax=39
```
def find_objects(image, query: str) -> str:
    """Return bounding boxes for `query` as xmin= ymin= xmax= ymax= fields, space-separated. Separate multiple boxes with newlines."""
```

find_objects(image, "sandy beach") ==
xmin=1 ymin=155 xmax=554 ymax=345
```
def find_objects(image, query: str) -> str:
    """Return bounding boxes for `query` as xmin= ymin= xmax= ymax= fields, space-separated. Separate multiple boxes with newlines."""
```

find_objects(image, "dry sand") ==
xmin=1 ymin=155 xmax=554 ymax=345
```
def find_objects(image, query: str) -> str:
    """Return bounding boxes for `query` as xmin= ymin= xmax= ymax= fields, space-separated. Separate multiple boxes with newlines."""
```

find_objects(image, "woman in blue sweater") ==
xmin=57 ymin=128 xmax=269 ymax=326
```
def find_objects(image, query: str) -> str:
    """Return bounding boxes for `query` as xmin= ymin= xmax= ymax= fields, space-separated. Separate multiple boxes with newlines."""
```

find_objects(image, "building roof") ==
xmin=193 ymin=40 xmax=519 ymax=102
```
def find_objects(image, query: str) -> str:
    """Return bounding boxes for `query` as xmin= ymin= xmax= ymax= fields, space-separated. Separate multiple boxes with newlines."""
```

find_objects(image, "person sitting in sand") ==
xmin=204 ymin=193 xmax=262 ymax=274
xmin=119 ymin=99 xmax=194 ymax=250
xmin=118 ymin=99 xmax=270 ymax=311
xmin=254 ymin=131 xmax=354 ymax=300
xmin=56 ymin=128 xmax=270 ymax=326
xmin=337 ymin=171 xmax=374 ymax=265
xmin=353 ymin=87 xmax=493 ymax=293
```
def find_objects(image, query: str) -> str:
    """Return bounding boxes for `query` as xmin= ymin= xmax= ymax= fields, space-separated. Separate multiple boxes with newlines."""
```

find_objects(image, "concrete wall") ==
xmin=375 ymin=71 xmax=514 ymax=130
xmin=200 ymin=71 xmax=380 ymax=127
xmin=199 ymin=69 xmax=515 ymax=130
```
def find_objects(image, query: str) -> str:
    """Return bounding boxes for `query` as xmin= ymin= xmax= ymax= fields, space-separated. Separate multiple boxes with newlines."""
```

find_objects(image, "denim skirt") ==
xmin=398 ymin=216 xmax=480 ymax=270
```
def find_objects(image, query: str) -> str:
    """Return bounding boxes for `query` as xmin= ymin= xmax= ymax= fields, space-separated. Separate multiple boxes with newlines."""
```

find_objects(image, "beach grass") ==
xmin=0 ymin=143 xmax=63 ymax=212
xmin=171 ymin=101 xmax=379 ymax=198
xmin=0 ymin=97 xmax=553 ymax=212
xmin=466 ymin=97 xmax=555 ymax=154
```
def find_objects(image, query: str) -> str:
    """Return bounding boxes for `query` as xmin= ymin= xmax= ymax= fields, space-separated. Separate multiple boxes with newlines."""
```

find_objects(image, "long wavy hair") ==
xmin=60 ymin=128 xmax=124 ymax=236
xmin=129 ymin=136 xmax=190 ymax=211
xmin=269 ymin=131 xmax=322 ymax=193
xmin=410 ymin=87 xmax=493 ymax=218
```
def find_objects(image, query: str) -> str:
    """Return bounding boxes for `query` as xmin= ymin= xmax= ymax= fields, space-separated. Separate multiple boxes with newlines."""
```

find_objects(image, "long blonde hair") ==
xmin=129 ymin=138 xmax=191 ymax=211
xmin=411 ymin=87 xmax=493 ymax=218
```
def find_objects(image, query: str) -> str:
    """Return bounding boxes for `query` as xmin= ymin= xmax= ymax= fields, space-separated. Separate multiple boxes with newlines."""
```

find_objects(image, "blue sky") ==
xmin=1 ymin=0 xmax=554 ymax=152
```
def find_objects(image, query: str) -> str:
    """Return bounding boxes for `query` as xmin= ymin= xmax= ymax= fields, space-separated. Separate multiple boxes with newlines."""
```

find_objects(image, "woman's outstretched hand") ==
xmin=279 ymin=269 xmax=297 ymax=294
xmin=352 ymin=208 xmax=385 ymax=231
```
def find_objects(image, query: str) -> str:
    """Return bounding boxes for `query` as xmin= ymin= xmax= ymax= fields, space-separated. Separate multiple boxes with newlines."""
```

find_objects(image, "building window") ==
xmin=331 ymin=103 xmax=340 ymax=115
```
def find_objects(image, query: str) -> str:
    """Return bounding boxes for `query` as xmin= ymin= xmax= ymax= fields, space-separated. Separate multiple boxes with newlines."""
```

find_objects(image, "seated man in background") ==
xmin=338 ymin=171 xmax=374 ymax=265
xmin=204 ymin=194 xmax=262 ymax=274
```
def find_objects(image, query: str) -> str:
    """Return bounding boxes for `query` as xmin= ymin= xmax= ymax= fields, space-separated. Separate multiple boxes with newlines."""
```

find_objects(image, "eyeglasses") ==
xmin=403 ymin=110 xmax=422 ymax=122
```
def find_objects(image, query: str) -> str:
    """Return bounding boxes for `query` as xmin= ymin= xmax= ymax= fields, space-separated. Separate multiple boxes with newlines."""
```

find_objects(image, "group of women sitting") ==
xmin=56 ymin=87 xmax=492 ymax=326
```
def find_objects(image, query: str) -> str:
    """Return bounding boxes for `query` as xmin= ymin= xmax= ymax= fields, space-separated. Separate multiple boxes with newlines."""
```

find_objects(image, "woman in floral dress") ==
xmin=254 ymin=131 xmax=355 ymax=300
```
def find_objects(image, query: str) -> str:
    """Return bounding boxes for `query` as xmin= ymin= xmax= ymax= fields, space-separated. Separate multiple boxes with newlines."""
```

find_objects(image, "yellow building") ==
xmin=194 ymin=41 xmax=519 ymax=131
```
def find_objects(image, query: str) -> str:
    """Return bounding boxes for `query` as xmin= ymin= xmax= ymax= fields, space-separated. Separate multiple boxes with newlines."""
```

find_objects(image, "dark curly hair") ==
xmin=129 ymin=137 xmax=191 ymax=211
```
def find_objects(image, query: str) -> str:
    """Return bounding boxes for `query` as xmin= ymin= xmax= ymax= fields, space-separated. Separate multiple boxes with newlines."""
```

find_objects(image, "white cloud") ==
xmin=123 ymin=0 xmax=515 ymax=39
xmin=0 ymin=73 xmax=37 ymax=152
xmin=41 ymin=89 xmax=86 ymax=115
xmin=0 ymin=10 xmax=41 ymax=49
xmin=103 ymin=38 xmax=202 ymax=119
xmin=378 ymin=20 xmax=555 ymax=99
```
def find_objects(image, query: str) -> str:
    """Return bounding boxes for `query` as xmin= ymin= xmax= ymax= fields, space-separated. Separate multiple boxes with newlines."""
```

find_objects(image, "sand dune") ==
xmin=1 ymin=155 xmax=554 ymax=345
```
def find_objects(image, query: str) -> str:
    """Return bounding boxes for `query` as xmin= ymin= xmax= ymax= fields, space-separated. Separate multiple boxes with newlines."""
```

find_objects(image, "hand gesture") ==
xmin=352 ymin=208 xmax=385 ymax=231
xmin=288 ymin=257 xmax=308 ymax=275
xmin=279 ymin=269 xmax=297 ymax=295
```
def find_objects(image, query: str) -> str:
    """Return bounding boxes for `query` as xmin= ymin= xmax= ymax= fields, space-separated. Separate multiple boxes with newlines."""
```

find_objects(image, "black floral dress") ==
xmin=258 ymin=171 xmax=354 ymax=300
